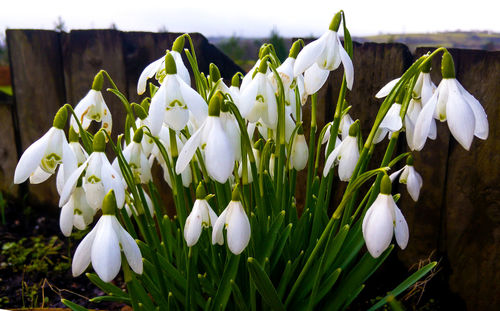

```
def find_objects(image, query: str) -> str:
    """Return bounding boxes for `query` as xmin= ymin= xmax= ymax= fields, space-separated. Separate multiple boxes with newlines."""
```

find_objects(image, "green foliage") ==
xmin=218 ymin=35 xmax=245 ymax=63
xmin=268 ymin=27 xmax=287 ymax=62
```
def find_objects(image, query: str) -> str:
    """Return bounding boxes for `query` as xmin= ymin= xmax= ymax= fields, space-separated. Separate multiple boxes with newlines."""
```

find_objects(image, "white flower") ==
xmin=148 ymin=52 xmax=207 ymax=135
xmin=390 ymin=163 xmax=423 ymax=202
xmin=14 ymin=109 xmax=77 ymax=185
xmin=112 ymin=131 xmax=152 ymax=184
xmin=60 ymin=133 xmax=125 ymax=210
xmin=239 ymin=65 xmax=278 ymax=130
xmin=212 ymin=194 xmax=250 ymax=255
xmin=184 ymin=198 xmax=218 ymax=247
xmin=294 ymin=15 xmax=354 ymax=92
xmin=72 ymin=214 xmax=142 ymax=282
xmin=373 ymin=103 xmax=403 ymax=144
xmin=323 ymin=131 xmax=359 ymax=181
xmin=362 ymin=192 xmax=409 ymax=258
xmin=220 ymin=111 xmax=242 ymax=161
xmin=59 ymin=186 xmax=95 ymax=237
xmin=71 ymin=90 xmax=112 ymax=137
xmin=291 ymin=133 xmax=308 ymax=171
xmin=176 ymin=114 xmax=235 ymax=184
xmin=413 ymin=78 xmax=488 ymax=151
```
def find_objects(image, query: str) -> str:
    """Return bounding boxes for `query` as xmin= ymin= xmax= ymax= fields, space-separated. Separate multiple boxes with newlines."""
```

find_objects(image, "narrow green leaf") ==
xmin=315 ymin=268 xmax=342 ymax=303
xmin=86 ymin=273 xmax=128 ymax=298
xmin=257 ymin=210 xmax=285 ymax=262
xmin=247 ymin=257 xmax=285 ymax=311
xmin=230 ymin=280 xmax=250 ymax=311
xmin=61 ymin=299 xmax=90 ymax=311
xmin=343 ymin=284 xmax=365 ymax=310
xmin=89 ymin=295 xmax=131 ymax=303
xmin=211 ymin=254 xmax=240 ymax=311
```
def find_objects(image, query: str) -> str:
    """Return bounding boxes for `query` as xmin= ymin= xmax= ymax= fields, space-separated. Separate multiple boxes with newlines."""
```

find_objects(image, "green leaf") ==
xmin=61 ymin=299 xmax=90 ymax=311
xmin=89 ymin=295 xmax=131 ymax=303
xmin=315 ymin=268 xmax=342 ymax=303
xmin=211 ymin=254 xmax=240 ymax=311
xmin=231 ymin=280 xmax=250 ymax=311
xmin=369 ymin=262 xmax=437 ymax=311
xmin=247 ymin=257 xmax=285 ymax=311
xmin=86 ymin=273 xmax=128 ymax=298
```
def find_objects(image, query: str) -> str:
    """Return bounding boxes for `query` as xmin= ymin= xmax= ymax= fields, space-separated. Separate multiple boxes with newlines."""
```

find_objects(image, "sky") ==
xmin=1 ymin=0 xmax=499 ymax=40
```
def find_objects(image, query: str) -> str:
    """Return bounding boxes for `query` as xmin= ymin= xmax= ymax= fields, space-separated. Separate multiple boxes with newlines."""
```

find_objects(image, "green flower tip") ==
xmin=208 ymin=92 xmax=223 ymax=117
xmin=421 ymin=59 xmax=432 ymax=73
xmin=133 ymin=103 xmax=148 ymax=120
xmin=258 ymin=59 xmax=268 ymax=74
xmin=289 ymin=40 xmax=302 ymax=59
xmin=68 ymin=126 xmax=79 ymax=142
xmin=297 ymin=124 xmax=304 ymax=135
xmin=380 ymin=174 xmax=392 ymax=195
xmin=196 ymin=182 xmax=207 ymax=200
xmin=102 ymin=189 xmax=117 ymax=215
xmin=231 ymin=184 xmax=241 ymax=201
xmin=329 ymin=11 xmax=342 ymax=32
xmin=348 ymin=120 xmax=360 ymax=137
xmin=172 ymin=35 xmax=185 ymax=53
xmin=93 ymin=130 xmax=107 ymax=152
xmin=441 ymin=51 xmax=455 ymax=79
xmin=140 ymin=98 xmax=150 ymax=114
xmin=258 ymin=44 xmax=270 ymax=59
xmin=209 ymin=63 xmax=221 ymax=82
xmin=52 ymin=106 xmax=68 ymax=130
xmin=253 ymin=138 xmax=264 ymax=150
xmin=231 ymin=73 xmax=241 ymax=87
xmin=133 ymin=128 xmax=143 ymax=143
xmin=92 ymin=71 xmax=104 ymax=91
xmin=406 ymin=154 xmax=414 ymax=166
xmin=165 ymin=52 xmax=177 ymax=75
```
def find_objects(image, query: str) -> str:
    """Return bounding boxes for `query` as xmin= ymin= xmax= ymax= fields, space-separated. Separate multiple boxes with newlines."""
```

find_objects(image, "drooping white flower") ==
xmin=373 ymin=103 xmax=403 ymax=144
xmin=290 ymin=132 xmax=308 ymax=171
xmin=59 ymin=186 xmax=95 ymax=237
xmin=362 ymin=175 xmax=409 ymax=258
xmin=112 ymin=129 xmax=152 ymax=184
xmin=148 ymin=52 xmax=207 ymax=135
xmin=72 ymin=190 xmax=142 ymax=282
xmin=176 ymin=93 xmax=235 ymax=183
xmin=14 ymin=107 xmax=77 ymax=186
xmin=390 ymin=157 xmax=423 ymax=202
xmin=212 ymin=186 xmax=251 ymax=255
xmin=413 ymin=52 xmax=488 ymax=151
xmin=294 ymin=12 xmax=354 ymax=92
xmin=137 ymin=36 xmax=191 ymax=95
xmin=239 ymin=61 xmax=278 ymax=130
xmin=323 ymin=122 xmax=360 ymax=181
xmin=60 ymin=132 xmax=125 ymax=211
xmin=184 ymin=183 xmax=218 ymax=247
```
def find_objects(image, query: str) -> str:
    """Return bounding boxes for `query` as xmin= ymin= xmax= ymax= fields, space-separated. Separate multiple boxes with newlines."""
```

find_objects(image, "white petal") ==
xmin=205 ymin=118 xmax=235 ymax=183
xmin=178 ymin=76 xmax=208 ymax=125
xmin=263 ymin=80 xmax=278 ymax=129
xmin=60 ymin=198 xmax=75 ymax=237
xmin=30 ymin=166 xmax=52 ymax=184
xmin=323 ymin=140 xmax=343 ymax=177
xmin=100 ymin=155 xmax=126 ymax=208
xmin=148 ymin=84 xmax=167 ymax=136
xmin=184 ymin=201 xmax=204 ymax=247
xmin=14 ymin=130 xmax=51 ymax=184
xmin=413 ymin=91 xmax=438 ymax=151
xmin=172 ymin=51 xmax=191 ymax=86
xmin=62 ymin=139 xmax=78 ymax=182
xmin=446 ymin=82 xmax=475 ymax=150
xmin=380 ymin=104 xmax=402 ymax=132
xmin=59 ymin=160 xmax=88 ymax=207
xmin=337 ymin=37 xmax=354 ymax=90
xmin=112 ymin=217 xmax=143 ymax=274
xmin=389 ymin=167 xmax=404 ymax=183
xmin=456 ymin=81 xmax=488 ymax=140
xmin=212 ymin=208 xmax=227 ymax=245
xmin=239 ymin=76 xmax=260 ymax=118
xmin=338 ymin=136 xmax=359 ymax=181
xmin=376 ymin=78 xmax=400 ymax=98
xmin=291 ymin=134 xmax=308 ymax=171
xmin=137 ymin=57 xmax=163 ymax=95
xmin=175 ymin=122 xmax=205 ymax=175
xmin=394 ymin=207 xmax=409 ymax=250
xmin=294 ymin=33 xmax=327 ymax=76
xmin=304 ymin=63 xmax=329 ymax=95
xmin=362 ymin=194 xmax=395 ymax=258
xmin=72 ymin=221 xmax=99 ymax=277
xmin=406 ymin=166 xmax=423 ymax=201
xmin=226 ymin=202 xmax=251 ymax=255
xmin=91 ymin=216 xmax=121 ymax=282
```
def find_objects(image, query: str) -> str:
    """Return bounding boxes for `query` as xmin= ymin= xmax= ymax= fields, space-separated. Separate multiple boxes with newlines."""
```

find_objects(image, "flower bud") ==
xmin=329 ymin=11 xmax=342 ymax=32
xmin=231 ymin=73 xmax=241 ymax=87
xmin=102 ymin=189 xmax=117 ymax=215
xmin=92 ymin=71 xmax=104 ymax=91
xmin=172 ymin=35 xmax=185 ymax=53
xmin=258 ymin=44 xmax=270 ymax=59
xmin=52 ymin=106 xmax=68 ymax=130
xmin=165 ymin=52 xmax=177 ymax=75
xmin=140 ymin=98 xmax=150 ymax=114
xmin=441 ymin=51 xmax=455 ymax=79
xmin=93 ymin=130 xmax=106 ymax=152
xmin=133 ymin=103 xmax=148 ymax=120
xmin=289 ymin=40 xmax=302 ymax=59
xmin=209 ymin=63 xmax=221 ymax=82
xmin=258 ymin=60 xmax=268 ymax=74
xmin=380 ymin=173 xmax=392 ymax=195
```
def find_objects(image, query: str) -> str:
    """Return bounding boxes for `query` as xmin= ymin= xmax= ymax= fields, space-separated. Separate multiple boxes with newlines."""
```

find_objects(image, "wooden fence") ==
xmin=3 ymin=29 xmax=500 ymax=310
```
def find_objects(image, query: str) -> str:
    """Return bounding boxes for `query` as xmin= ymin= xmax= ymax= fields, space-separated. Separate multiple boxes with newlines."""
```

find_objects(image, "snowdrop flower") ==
xmin=339 ymin=113 xmax=354 ymax=140
xmin=290 ymin=128 xmax=308 ymax=171
xmin=413 ymin=52 xmax=488 ymax=151
xmin=137 ymin=35 xmax=191 ymax=95
xmin=209 ymin=63 xmax=232 ymax=97
xmin=362 ymin=174 xmax=409 ymax=258
xmin=176 ymin=93 xmax=235 ymax=183
xmin=14 ymin=107 xmax=77 ymax=185
xmin=239 ymin=60 xmax=278 ymax=129
xmin=390 ymin=156 xmax=423 ymax=202
xmin=72 ymin=190 xmax=142 ymax=282
xmin=240 ymin=45 xmax=271 ymax=91
xmin=229 ymin=73 xmax=242 ymax=109
xmin=130 ymin=102 xmax=156 ymax=157
xmin=184 ymin=183 xmax=218 ymax=247
xmin=112 ymin=128 xmax=152 ymax=184
xmin=148 ymin=52 xmax=207 ymax=135
xmin=212 ymin=185 xmax=251 ymax=255
xmin=56 ymin=127 xmax=89 ymax=195
xmin=70 ymin=72 xmax=112 ymax=137
xmin=60 ymin=131 xmax=125 ymax=211
xmin=323 ymin=121 xmax=360 ymax=181
xmin=294 ymin=12 xmax=354 ymax=93
xmin=373 ymin=102 xmax=403 ymax=144
xmin=59 ymin=186 xmax=95 ymax=237
xmin=124 ymin=191 xmax=154 ymax=217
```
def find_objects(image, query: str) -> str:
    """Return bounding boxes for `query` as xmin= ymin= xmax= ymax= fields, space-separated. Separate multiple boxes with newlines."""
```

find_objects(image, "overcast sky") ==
xmin=1 ymin=0 xmax=499 ymax=39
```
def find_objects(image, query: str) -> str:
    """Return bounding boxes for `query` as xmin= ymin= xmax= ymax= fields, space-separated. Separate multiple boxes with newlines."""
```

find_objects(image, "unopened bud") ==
xmin=231 ymin=73 xmax=241 ymax=87
xmin=53 ymin=106 xmax=68 ymax=130
xmin=172 ymin=36 xmax=185 ymax=53
xmin=209 ymin=63 xmax=221 ymax=82
xmin=92 ymin=71 xmax=104 ymax=91
xmin=289 ymin=40 xmax=302 ymax=59
xmin=133 ymin=103 xmax=148 ymax=120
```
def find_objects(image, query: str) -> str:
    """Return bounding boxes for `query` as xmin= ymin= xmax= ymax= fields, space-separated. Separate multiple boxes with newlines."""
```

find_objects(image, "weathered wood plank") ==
xmin=6 ymin=30 xmax=66 ymax=207
xmin=0 ymin=99 xmax=17 ymax=197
